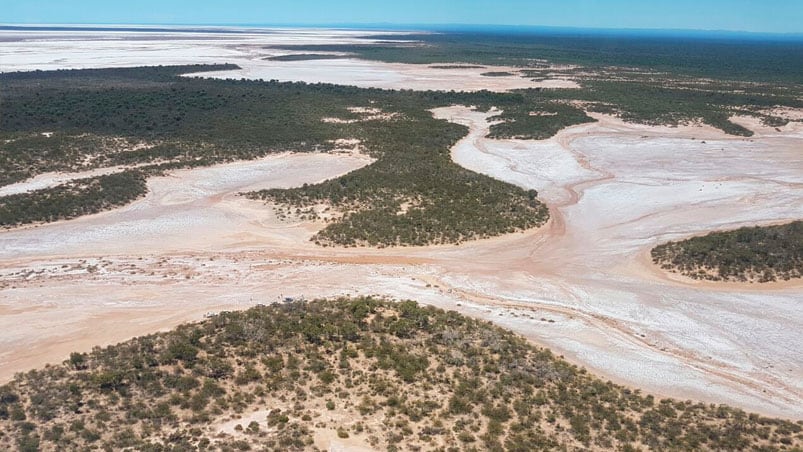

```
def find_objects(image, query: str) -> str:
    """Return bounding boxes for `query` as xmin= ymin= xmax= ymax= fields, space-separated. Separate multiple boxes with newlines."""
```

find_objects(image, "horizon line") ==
xmin=2 ymin=22 xmax=803 ymax=38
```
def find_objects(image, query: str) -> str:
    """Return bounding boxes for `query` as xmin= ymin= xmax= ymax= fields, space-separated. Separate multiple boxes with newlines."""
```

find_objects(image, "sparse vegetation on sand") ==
xmin=1 ymin=297 xmax=800 ymax=451
xmin=652 ymin=221 xmax=803 ymax=283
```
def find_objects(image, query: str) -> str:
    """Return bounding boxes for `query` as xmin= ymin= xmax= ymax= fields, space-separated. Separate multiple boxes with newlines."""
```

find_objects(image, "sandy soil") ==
xmin=0 ymin=28 xmax=577 ymax=92
xmin=212 ymin=405 xmax=374 ymax=450
xmin=429 ymin=107 xmax=803 ymax=418
xmin=2 ymin=106 xmax=801 ymax=419
xmin=1 ymin=28 xmax=802 ymax=420
xmin=188 ymin=60 xmax=579 ymax=91
xmin=0 ymin=164 xmax=149 ymax=197
xmin=0 ymin=150 xmax=374 ymax=255
xmin=730 ymin=114 xmax=803 ymax=135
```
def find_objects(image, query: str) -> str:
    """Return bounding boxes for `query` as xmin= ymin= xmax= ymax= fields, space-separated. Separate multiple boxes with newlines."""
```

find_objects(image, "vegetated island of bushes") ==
xmin=0 ymin=171 xmax=147 ymax=228
xmin=0 ymin=66 xmax=560 ymax=243
xmin=651 ymin=221 xmax=803 ymax=283
xmin=2 ymin=55 xmax=801 ymax=243
xmin=1 ymin=297 xmax=801 ymax=451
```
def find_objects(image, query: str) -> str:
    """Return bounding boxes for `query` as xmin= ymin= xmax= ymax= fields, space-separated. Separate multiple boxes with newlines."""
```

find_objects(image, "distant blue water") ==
xmin=2 ymin=23 xmax=802 ymax=43
xmin=428 ymin=24 xmax=803 ymax=43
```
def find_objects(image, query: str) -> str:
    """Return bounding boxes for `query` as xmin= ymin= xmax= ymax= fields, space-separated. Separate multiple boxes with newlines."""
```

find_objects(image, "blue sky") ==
xmin=4 ymin=0 xmax=802 ymax=34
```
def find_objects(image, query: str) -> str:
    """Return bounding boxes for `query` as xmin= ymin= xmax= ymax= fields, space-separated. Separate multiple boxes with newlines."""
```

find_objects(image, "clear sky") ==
xmin=4 ymin=0 xmax=802 ymax=34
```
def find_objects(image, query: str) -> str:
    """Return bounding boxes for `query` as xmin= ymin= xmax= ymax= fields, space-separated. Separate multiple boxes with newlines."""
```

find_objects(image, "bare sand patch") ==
xmin=192 ymin=59 xmax=579 ymax=92
xmin=0 ymin=164 xmax=150 ymax=197
xmin=0 ymin=151 xmax=374 ymax=258
xmin=322 ymin=106 xmax=403 ymax=124
xmin=758 ymin=107 xmax=803 ymax=122
xmin=730 ymin=114 xmax=803 ymax=136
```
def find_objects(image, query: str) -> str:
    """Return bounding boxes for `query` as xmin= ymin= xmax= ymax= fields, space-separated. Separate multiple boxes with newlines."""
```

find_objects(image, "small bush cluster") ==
xmin=652 ymin=221 xmax=803 ymax=282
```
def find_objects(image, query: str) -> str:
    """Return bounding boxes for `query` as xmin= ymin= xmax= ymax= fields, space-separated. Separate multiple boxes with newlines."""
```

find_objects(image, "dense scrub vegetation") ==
xmin=246 ymin=96 xmax=551 ymax=246
xmin=487 ymin=100 xmax=596 ymax=140
xmin=0 ymin=171 xmax=147 ymax=227
xmin=0 ymin=66 xmax=560 ymax=244
xmin=537 ymin=74 xmax=798 ymax=137
xmin=480 ymin=71 xmax=515 ymax=77
xmin=1 ymin=297 xmax=800 ymax=451
xmin=278 ymin=31 xmax=803 ymax=84
xmin=652 ymin=221 xmax=803 ymax=283
xmin=2 ymin=31 xmax=802 ymax=242
xmin=271 ymin=35 xmax=803 ymax=137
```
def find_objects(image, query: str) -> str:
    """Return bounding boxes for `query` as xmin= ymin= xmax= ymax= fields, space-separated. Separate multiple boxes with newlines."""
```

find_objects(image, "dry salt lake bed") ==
xmin=1 ymin=27 xmax=802 ymax=419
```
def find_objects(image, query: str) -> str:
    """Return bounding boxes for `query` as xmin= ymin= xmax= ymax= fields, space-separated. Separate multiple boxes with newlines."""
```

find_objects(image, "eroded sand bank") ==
xmin=2 ymin=106 xmax=801 ymax=418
